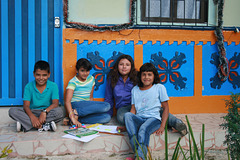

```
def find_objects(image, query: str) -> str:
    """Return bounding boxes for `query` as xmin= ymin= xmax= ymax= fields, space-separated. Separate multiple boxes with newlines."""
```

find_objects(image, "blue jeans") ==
xmin=71 ymin=101 xmax=111 ymax=124
xmin=124 ymin=112 xmax=161 ymax=160
xmin=117 ymin=105 xmax=131 ymax=125
xmin=118 ymin=106 xmax=179 ymax=129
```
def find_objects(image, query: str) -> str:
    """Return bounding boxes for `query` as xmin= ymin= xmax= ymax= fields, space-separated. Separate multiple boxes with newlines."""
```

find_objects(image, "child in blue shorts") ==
xmin=124 ymin=63 xmax=169 ymax=160
xmin=9 ymin=60 xmax=64 ymax=132
xmin=64 ymin=58 xmax=111 ymax=128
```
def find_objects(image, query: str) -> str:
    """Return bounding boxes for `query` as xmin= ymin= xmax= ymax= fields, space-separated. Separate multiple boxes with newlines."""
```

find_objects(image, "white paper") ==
xmin=89 ymin=125 xmax=118 ymax=134
xmin=62 ymin=134 xmax=100 ymax=143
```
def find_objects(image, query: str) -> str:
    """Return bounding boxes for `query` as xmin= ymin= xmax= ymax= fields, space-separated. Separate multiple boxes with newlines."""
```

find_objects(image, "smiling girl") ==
xmin=125 ymin=63 xmax=169 ymax=160
xmin=105 ymin=55 xmax=138 ymax=125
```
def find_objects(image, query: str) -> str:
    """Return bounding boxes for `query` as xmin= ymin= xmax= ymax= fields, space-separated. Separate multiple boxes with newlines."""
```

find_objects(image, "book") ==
xmin=64 ymin=127 xmax=98 ymax=138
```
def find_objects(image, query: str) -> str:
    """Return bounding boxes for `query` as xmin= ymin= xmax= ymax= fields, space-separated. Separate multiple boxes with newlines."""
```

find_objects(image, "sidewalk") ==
xmin=0 ymin=107 xmax=227 ymax=159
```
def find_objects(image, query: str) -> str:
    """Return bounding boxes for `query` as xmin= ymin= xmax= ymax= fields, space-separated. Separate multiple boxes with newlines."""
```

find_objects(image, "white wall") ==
xmin=223 ymin=0 xmax=240 ymax=27
xmin=68 ymin=0 xmax=130 ymax=25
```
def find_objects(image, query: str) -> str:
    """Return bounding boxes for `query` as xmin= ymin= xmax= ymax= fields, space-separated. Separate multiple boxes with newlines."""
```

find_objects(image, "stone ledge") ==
xmin=0 ymin=113 xmax=227 ymax=158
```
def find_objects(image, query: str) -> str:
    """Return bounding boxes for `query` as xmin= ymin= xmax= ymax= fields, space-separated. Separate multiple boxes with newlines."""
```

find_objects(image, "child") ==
xmin=106 ymin=55 xmax=187 ymax=136
xmin=125 ymin=63 xmax=169 ymax=160
xmin=65 ymin=58 xmax=111 ymax=128
xmin=8 ymin=60 xmax=64 ymax=132
xmin=105 ymin=54 xmax=138 ymax=124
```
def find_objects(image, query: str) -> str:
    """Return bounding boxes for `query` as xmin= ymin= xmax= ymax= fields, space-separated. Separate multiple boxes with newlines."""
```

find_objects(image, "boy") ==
xmin=9 ymin=60 xmax=64 ymax=132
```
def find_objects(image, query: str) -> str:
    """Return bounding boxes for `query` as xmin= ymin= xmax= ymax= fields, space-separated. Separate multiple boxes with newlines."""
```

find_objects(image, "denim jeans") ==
xmin=71 ymin=101 xmax=111 ymax=124
xmin=118 ymin=106 xmax=179 ymax=128
xmin=124 ymin=112 xmax=161 ymax=160
xmin=116 ymin=105 xmax=131 ymax=125
xmin=160 ymin=108 xmax=179 ymax=129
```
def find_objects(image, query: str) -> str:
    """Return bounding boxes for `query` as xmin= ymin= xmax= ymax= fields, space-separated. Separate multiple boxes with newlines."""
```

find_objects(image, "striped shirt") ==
xmin=66 ymin=75 xmax=95 ymax=102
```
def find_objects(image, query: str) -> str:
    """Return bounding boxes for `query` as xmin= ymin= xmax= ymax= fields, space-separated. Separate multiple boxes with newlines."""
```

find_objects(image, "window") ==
xmin=136 ymin=0 xmax=212 ymax=27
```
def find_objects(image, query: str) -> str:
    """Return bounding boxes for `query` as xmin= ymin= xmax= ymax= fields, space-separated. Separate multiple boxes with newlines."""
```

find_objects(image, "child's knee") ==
xmin=104 ymin=102 xmax=111 ymax=112
xmin=8 ymin=108 xmax=18 ymax=117
xmin=124 ymin=112 xmax=134 ymax=121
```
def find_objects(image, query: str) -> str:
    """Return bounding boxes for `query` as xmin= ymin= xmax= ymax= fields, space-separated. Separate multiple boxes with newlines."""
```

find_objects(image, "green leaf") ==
xmin=186 ymin=115 xmax=200 ymax=160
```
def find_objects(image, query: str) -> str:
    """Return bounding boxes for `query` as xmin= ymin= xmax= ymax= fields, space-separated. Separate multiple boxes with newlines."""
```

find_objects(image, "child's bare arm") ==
xmin=155 ymin=101 xmax=169 ymax=135
xmin=23 ymin=101 xmax=42 ymax=128
xmin=65 ymin=89 xmax=74 ymax=115
xmin=65 ymin=89 xmax=82 ymax=127
xmin=130 ymin=104 xmax=136 ymax=114
xmin=90 ymin=86 xmax=94 ymax=101
xmin=39 ymin=99 xmax=59 ymax=124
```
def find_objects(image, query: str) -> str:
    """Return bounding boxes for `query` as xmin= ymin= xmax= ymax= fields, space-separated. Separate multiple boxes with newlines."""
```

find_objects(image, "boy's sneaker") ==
xmin=16 ymin=121 xmax=21 ymax=132
xmin=38 ymin=121 xmax=57 ymax=132
xmin=16 ymin=121 xmax=25 ymax=132
xmin=175 ymin=119 xmax=188 ymax=136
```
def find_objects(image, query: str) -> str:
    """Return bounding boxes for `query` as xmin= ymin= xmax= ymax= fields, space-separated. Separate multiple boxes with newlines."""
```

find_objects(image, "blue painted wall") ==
xmin=202 ymin=42 xmax=240 ymax=95
xmin=72 ymin=40 xmax=134 ymax=98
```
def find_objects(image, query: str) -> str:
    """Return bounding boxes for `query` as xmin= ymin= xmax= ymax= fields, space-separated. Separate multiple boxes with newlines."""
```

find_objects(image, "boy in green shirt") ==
xmin=9 ymin=60 xmax=64 ymax=132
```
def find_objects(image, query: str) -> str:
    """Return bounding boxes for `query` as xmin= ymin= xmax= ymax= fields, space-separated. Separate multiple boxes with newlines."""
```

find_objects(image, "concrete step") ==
xmin=0 ymin=108 xmax=227 ymax=159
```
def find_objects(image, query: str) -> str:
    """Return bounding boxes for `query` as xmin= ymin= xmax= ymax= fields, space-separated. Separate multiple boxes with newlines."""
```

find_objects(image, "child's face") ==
xmin=118 ymin=58 xmax=131 ymax=77
xmin=141 ymin=71 xmax=154 ymax=88
xmin=76 ymin=67 xmax=90 ymax=81
xmin=33 ymin=69 xmax=50 ymax=87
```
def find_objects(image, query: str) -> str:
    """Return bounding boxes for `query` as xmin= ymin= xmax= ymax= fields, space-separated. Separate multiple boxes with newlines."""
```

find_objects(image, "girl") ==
xmin=125 ymin=63 xmax=169 ymax=160
xmin=65 ymin=58 xmax=111 ymax=127
xmin=105 ymin=54 xmax=138 ymax=125
xmin=105 ymin=55 xmax=187 ymax=137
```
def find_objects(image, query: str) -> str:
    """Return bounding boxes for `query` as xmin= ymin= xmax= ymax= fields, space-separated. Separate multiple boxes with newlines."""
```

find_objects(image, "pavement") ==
xmin=0 ymin=107 xmax=228 ymax=159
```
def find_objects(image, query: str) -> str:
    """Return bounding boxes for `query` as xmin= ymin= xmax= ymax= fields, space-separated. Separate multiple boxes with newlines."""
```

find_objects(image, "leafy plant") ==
xmin=220 ymin=92 xmax=240 ymax=160
xmin=0 ymin=144 xmax=13 ymax=158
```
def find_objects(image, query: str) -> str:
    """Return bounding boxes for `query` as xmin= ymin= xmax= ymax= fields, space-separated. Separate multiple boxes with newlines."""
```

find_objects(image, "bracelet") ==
xmin=69 ymin=110 xmax=78 ymax=118
xmin=69 ymin=111 xmax=74 ymax=118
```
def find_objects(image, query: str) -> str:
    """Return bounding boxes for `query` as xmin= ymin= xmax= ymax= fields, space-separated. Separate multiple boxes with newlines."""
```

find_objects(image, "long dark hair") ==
xmin=107 ymin=54 xmax=138 ymax=88
xmin=137 ymin=63 xmax=160 ymax=87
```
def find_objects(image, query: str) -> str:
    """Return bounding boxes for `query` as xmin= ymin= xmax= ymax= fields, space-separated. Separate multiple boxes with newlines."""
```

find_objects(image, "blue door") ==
xmin=0 ymin=0 xmax=63 ymax=106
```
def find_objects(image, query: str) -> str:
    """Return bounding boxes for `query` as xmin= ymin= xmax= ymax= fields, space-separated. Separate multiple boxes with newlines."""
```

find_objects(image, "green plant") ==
xmin=0 ymin=144 xmax=13 ymax=158
xmin=220 ymin=92 xmax=240 ymax=160
xmin=166 ymin=115 xmax=205 ymax=160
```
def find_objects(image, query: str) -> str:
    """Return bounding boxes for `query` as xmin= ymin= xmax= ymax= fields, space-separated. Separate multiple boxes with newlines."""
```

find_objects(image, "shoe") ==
xmin=175 ymin=119 xmax=188 ymax=136
xmin=38 ymin=121 xmax=57 ymax=132
xmin=16 ymin=121 xmax=26 ymax=132
xmin=16 ymin=121 xmax=21 ymax=132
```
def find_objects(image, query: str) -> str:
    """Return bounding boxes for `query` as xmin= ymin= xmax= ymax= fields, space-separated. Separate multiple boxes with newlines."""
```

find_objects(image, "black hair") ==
xmin=137 ymin=63 xmax=160 ymax=87
xmin=76 ymin=58 xmax=92 ymax=71
xmin=107 ymin=54 xmax=138 ymax=88
xmin=34 ymin=60 xmax=50 ymax=73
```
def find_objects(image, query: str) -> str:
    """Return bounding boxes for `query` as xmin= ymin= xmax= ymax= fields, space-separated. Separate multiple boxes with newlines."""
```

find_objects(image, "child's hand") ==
xmin=30 ymin=115 xmax=42 ymax=129
xmin=39 ymin=112 xmax=47 ymax=124
xmin=116 ymin=126 xmax=126 ymax=132
xmin=154 ymin=126 xmax=165 ymax=135
xmin=71 ymin=118 xmax=82 ymax=128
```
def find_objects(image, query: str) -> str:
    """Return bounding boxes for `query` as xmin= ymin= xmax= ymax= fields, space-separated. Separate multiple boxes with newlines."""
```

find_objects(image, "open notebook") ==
xmin=64 ymin=127 xmax=98 ymax=138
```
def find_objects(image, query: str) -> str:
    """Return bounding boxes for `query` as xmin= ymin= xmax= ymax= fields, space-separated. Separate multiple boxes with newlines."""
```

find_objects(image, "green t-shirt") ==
xmin=23 ymin=80 xmax=59 ymax=110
